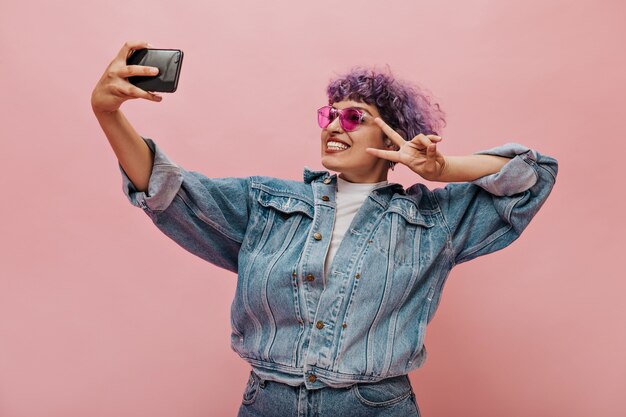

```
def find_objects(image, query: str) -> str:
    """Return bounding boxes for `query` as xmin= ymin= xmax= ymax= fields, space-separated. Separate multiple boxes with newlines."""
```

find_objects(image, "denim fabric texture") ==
xmin=237 ymin=369 xmax=420 ymax=417
xmin=119 ymin=137 xmax=558 ymax=391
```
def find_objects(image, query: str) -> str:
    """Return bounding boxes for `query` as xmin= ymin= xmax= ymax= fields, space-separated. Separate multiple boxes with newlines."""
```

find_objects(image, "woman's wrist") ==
xmin=435 ymin=154 xmax=511 ymax=182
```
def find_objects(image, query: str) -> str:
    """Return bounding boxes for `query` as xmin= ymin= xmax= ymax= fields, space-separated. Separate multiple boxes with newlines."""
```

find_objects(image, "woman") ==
xmin=92 ymin=41 xmax=558 ymax=417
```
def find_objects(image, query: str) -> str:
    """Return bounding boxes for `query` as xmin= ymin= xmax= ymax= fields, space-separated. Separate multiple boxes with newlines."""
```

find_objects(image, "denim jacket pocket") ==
xmin=244 ymin=188 xmax=315 ymax=268
xmin=372 ymin=203 xmax=436 ymax=266
xmin=386 ymin=204 xmax=435 ymax=228
xmin=256 ymin=189 xmax=315 ymax=219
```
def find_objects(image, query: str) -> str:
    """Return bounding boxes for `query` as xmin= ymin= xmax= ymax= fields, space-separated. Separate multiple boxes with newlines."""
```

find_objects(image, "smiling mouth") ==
xmin=326 ymin=140 xmax=350 ymax=151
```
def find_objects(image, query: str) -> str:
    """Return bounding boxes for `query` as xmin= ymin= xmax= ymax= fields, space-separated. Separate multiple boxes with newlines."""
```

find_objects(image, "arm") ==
xmin=433 ymin=143 xmax=558 ymax=264
xmin=94 ymin=109 xmax=154 ymax=192
xmin=365 ymin=117 xmax=512 ymax=183
xmin=119 ymin=137 xmax=251 ymax=272
xmin=91 ymin=40 xmax=163 ymax=192
xmin=363 ymin=118 xmax=558 ymax=264
xmin=93 ymin=41 xmax=251 ymax=271
xmin=436 ymin=154 xmax=511 ymax=182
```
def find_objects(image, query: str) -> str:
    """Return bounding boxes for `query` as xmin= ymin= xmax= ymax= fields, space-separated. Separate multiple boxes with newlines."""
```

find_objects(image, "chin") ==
xmin=320 ymin=157 xmax=343 ymax=172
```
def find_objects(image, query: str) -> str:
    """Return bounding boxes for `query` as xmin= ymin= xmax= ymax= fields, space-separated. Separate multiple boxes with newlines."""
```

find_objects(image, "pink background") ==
xmin=1 ymin=0 xmax=624 ymax=416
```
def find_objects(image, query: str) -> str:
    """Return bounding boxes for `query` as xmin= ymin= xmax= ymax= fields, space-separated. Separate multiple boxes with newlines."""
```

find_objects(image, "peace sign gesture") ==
xmin=366 ymin=117 xmax=447 ymax=181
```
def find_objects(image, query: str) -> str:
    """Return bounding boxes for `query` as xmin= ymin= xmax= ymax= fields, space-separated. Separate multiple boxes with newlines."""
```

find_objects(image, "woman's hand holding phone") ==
xmin=91 ymin=40 xmax=162 ymax=115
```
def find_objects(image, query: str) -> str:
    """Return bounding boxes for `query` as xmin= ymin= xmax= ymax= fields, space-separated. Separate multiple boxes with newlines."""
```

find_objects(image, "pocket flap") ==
xmin=257 ymin=190 xmax=315 ymax=218
xmin=386 ymin=204 xmax=435 ymax=227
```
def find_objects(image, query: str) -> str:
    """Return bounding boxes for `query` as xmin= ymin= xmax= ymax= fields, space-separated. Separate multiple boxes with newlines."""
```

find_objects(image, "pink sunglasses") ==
xmin=317 ymin=106 xmax=370 ymax=132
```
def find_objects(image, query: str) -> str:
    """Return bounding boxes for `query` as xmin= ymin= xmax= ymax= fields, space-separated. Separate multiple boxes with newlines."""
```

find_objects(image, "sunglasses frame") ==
xmin=317 ymin=105 xmax=371 ymax=132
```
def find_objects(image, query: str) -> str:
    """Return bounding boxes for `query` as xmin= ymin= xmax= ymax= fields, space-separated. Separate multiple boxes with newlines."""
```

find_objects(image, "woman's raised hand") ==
xmin=91 ymin=41 xmax=162 ymax=114
xmin=366 ymin=117 xmax=447 ymax=181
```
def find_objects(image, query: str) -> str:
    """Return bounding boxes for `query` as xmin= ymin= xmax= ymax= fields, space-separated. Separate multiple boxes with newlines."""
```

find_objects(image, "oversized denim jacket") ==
xmin=119 ymin=137 xmax=558 ymax=389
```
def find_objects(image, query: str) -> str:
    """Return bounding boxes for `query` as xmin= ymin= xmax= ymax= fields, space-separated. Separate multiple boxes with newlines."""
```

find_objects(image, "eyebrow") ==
xmin=353 ymin=106 xmax=373 ymax=115
xmin=332 ymin=105 xmax=374 ymax=116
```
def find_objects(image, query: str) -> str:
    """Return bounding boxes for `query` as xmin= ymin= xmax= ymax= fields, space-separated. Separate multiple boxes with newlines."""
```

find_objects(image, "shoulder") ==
xmin=375 ymin=183 xmax=439 ymax=228
xmin=394 ymin=182 xmax=440 ymax=212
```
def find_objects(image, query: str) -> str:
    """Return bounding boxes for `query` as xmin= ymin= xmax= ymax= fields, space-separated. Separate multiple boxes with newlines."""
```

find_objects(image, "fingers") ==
xmin=427 ymin=143 xmax=437 ymax=161
xmin=409 ymin=134 xmax=442 ymax=150
xmin=116 ymin=40 xmax=152 ymax=61
xmin=374 ymin=117 xmax=443 ymax=149
xmin=425 ymin=141 xmax=446 ymax=169
xmin=118 ymin=65 xmax=159 ymax=78
xmin=117 ymin=84 xmax=162 ymax=102
xmin=365 ymin=147 xmax=401 ymax=162
xmin=373 ymin=117 xmax=406 ymax=147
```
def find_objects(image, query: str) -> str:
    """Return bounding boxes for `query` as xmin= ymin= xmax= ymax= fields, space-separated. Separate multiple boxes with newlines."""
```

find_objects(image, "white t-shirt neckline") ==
xmin=324 ymin=177 xmax=389 ymax=279
xmin=336 ymin=176 xmax=388 ymax=193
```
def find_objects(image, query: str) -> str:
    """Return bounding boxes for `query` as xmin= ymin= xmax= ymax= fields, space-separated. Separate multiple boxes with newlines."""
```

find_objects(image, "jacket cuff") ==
xmin=118 ymin=137 xmax=183 ymax=212
xmin=469 ymin=142 xmax=539 ymax=196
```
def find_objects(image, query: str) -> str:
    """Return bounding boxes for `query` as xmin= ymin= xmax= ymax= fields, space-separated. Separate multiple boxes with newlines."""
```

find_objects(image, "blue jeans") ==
xmin=237 ymin=370 xmax=421 ymax=417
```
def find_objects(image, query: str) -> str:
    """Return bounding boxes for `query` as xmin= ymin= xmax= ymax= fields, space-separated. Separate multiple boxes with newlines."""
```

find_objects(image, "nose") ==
xmin=326 ymin=114 xmax=344 ymax=133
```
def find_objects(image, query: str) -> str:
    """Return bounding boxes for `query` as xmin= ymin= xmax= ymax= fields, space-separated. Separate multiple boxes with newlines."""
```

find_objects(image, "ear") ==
xmin=384 ymin=138 xmax=394 ymax=148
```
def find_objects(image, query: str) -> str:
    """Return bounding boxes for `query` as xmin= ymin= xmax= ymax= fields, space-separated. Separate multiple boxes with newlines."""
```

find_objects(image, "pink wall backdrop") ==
xmin=1 ymin=0 xmax=624 ymax=416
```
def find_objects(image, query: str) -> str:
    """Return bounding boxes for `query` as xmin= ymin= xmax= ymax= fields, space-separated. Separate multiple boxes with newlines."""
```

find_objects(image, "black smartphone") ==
xmin=126 ymin=48 xmax=184 ymax=93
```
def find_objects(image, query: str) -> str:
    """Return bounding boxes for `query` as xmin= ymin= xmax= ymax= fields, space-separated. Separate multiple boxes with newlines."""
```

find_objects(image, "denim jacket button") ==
xmin=306 ymin=274 xmax=315 ymax=282
xmin=323 ymin=178 xmax=332 ymax=184
xmin=313 ymin=232 xmax=322 ymax=241
xmin=321 ymin=195 xmax=330 ymax=201
xmin=308 ymin=374 xmax=317 ymax=382
xmin=316 ymin=320 xmax=325 ymax=329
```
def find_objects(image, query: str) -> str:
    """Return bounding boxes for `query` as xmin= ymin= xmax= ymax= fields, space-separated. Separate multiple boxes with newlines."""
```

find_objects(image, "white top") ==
xmin=324 ymin=177 xmax=388 ymax=280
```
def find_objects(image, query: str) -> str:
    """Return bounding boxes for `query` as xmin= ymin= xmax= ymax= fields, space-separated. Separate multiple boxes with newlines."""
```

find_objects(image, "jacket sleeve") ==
xmin=118 ymin=137 xmax=251 ymax=272
xmin=432 ymin=142 xmax=558 ymax=265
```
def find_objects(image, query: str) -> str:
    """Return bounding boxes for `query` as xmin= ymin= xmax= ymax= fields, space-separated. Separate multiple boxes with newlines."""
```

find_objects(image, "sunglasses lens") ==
xmin=317 ymin=106 xmax=334 ymax=128
xmin=340 ymin=108 xmax=362 ymax=131
xmin=318 ymin=106 xmax=364 ymax=131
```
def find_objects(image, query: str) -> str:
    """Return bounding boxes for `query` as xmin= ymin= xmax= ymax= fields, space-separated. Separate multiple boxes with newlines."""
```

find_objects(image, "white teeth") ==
xmin=327 ymin=141 xmax=349 ymax=150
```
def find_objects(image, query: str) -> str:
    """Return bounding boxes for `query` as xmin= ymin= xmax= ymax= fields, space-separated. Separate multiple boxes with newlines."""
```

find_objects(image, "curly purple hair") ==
xmin=326 ymin=66 xmax=446 ymax=139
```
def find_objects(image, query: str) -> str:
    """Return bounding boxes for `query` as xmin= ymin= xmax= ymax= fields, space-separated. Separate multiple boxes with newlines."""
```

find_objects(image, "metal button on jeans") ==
xmin=313 ymin=232 xmax=322 ymax=240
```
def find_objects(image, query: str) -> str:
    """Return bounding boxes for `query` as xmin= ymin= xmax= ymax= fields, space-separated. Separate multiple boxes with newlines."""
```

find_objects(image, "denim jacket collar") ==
xmin=302 ymin=167 xmax=404 ymax=196
xmin=303 ymin=167 xmax=334 ymax=184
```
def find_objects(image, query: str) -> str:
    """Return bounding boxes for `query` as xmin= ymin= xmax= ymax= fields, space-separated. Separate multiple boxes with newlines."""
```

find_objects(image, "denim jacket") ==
xmin=119 ymin=137 xmax=558 ymax=389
